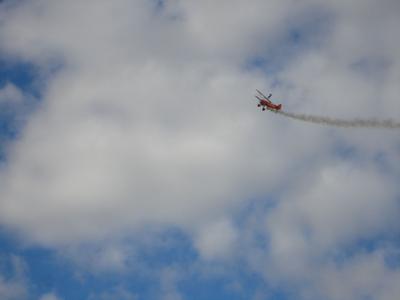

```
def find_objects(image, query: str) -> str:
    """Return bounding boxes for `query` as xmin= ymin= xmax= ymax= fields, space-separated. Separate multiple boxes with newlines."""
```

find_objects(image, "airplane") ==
xmin=255 ymin=89 xmax=282 ymax=111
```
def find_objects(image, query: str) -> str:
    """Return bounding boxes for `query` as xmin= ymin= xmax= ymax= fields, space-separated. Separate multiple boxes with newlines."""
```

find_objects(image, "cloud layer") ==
xmin=0 ymin=0 xmax=399 ymax=299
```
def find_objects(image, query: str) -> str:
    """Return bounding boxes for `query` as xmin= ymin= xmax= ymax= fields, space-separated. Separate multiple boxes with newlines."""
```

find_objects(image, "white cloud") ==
xmin=269 ymin=163 xmax=398 ymax=251
xmin=159 ymin=267 xmax=183 ymax=300
xmin=0 ymin=0 xmax=326 ymax=245
xmin=0 ymin=276 xmax=26 ymax=300
xmin=0 ymin=83 xmax=23 ymax=103
xmin=316 ymin=250 xmax=400 ymax=300
xmin=194 ymin=218 xmax=238 ymax=260
xmin=88 ymin=286 xmax=137 ymax=300
xmin=0 ymin=0 xmax=399 ymax=299
xmin=59 ymin=242 xmax=135 ymax=275
xmin=39 ymin=293 xmax=62 ymax=300
xmin=257 ymin=161 xmax=400 ymax=298
xmin=0 ymin=255 xmax=28 ymax=300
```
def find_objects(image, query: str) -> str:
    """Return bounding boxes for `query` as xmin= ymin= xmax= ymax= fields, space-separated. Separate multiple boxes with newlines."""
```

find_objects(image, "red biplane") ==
xmin=255 ymin=90 xmax=282 ymax=111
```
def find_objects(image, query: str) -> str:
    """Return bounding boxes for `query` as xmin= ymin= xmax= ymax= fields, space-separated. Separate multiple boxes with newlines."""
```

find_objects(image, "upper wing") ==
xmin=256 ymin=90 xmax=272 ymax=102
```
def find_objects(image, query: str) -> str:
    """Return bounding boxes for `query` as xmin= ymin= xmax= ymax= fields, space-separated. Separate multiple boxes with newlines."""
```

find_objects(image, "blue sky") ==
xmin=0 ymin=1 xmax=399 ymax=299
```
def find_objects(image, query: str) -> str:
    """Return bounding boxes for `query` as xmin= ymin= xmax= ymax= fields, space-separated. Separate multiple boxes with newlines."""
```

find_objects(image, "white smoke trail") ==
xmin=276 ymin=111 xmax=400 ymax=129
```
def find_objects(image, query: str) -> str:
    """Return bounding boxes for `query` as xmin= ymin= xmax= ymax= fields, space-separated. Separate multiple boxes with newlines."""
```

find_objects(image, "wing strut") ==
xmin=256 ymin=90 xmax=272 ymax=101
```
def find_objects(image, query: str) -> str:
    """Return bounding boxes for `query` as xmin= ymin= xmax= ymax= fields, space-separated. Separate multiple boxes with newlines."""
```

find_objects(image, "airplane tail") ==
xmin=277 ymin=104 xmax=282 ymax=110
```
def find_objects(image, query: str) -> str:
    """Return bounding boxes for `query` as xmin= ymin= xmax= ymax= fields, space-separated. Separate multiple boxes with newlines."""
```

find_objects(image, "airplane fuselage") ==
xmin=257 ymin=99 xmax=282 ymax=111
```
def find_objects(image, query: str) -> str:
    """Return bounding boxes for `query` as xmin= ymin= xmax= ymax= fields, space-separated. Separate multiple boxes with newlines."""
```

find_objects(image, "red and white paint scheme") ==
xmin=255 ymin=90 xmax=282 ymax=111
